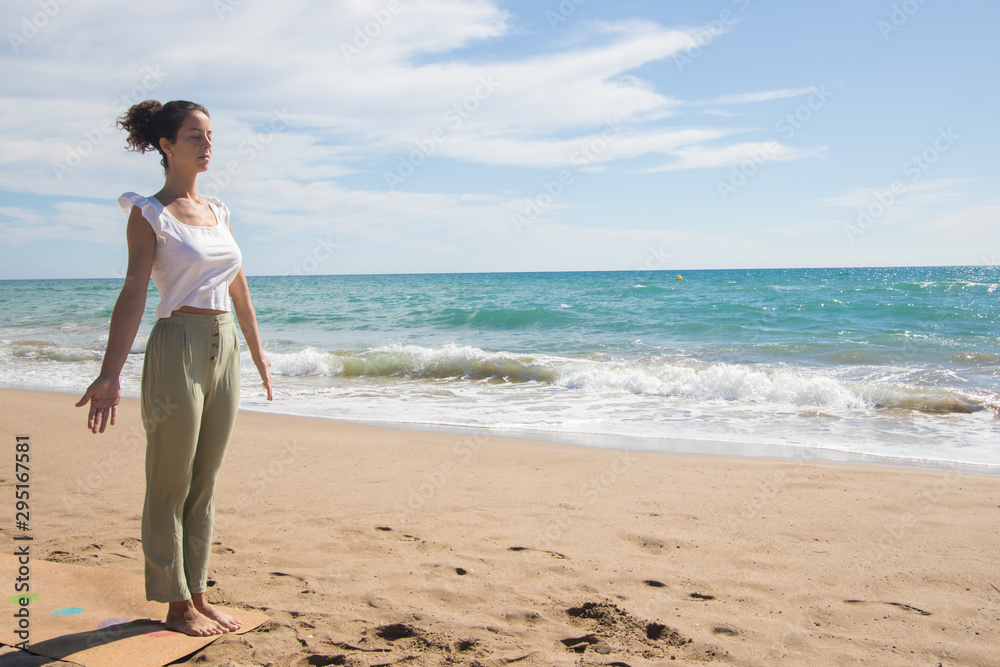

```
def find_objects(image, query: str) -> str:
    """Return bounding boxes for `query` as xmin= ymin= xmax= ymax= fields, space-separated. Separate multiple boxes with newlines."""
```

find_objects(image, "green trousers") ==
xmin=140 ymin=311 xmax=241 ymax=603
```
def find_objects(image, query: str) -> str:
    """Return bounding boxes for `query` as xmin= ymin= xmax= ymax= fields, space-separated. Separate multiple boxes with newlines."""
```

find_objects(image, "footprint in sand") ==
xmin=269 ymin=570 xmax=307 ymax=584
xmin=508 ymin=546 xmax=567 ymax=559
xmin=375 ymin=526 xmax=421 ymax=541
xmin=119 ymin=537 xmax=142 ymax=551
xmin=843 ymin=599 xmax=932 ymax=616
xmin=303 ymin=654 xmax=349 ymax=666
xmin=564 ymin=601 xmax=690 ymax=652
xmin=376 ymin=623 xmax=419 ymax=641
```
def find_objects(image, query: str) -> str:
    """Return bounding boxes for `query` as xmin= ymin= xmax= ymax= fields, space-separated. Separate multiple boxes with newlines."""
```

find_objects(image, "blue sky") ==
xmin=1 ymin=0 xmax=997 ymax=279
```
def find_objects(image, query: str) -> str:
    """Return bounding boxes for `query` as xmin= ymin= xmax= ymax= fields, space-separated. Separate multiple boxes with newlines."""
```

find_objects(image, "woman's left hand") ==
xmin=255 ymin=354 xmax=273 ymax=401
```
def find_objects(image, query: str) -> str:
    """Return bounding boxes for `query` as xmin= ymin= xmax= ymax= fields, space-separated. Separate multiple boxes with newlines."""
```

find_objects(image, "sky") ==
xmin=0 ymin=0 xmax=998 ymax=279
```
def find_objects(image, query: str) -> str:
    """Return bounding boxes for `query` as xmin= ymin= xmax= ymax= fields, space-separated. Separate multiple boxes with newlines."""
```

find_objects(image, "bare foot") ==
xmin=165 ymin=599 xmax=226 ymax=637
xmin=193 ymin=593 xmax=243 ymax=632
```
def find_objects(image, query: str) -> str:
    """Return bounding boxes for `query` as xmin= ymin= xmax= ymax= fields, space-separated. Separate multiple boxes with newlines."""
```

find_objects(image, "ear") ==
xmin=158 ymin=136 xmax=172 ymax=155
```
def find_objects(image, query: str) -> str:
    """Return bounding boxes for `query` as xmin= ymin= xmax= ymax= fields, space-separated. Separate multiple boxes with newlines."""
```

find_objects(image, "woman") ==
xmin=76 ymin=100 xmax=273 ymax=637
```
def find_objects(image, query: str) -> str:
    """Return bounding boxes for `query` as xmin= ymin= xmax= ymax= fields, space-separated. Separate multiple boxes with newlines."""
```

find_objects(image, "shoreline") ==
xmin=245 ymin=410 xmax=1000 ymax=476
xmin=2 ymin=387 xmax=999 ymax=665
xmin=10 ymin=384 xmax=997 ymax=475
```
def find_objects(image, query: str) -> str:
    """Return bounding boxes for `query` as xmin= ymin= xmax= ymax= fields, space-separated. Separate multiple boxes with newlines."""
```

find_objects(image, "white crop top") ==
xmin=119 ymin=192 xmax=243 ymax=320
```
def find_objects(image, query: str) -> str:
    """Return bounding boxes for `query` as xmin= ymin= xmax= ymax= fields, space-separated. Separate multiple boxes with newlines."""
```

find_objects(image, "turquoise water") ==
xmin=2 ymin=267 xmax=999 ymax=468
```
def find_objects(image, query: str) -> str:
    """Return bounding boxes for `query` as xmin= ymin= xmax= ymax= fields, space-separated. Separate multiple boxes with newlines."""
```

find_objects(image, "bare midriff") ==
xmin=176 ymin=306 xmax=227 ymax=315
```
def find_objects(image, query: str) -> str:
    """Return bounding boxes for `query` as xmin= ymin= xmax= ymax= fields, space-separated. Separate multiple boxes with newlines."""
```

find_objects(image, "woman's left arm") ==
xmin=229 ymin=267 xmax=273 ymax=401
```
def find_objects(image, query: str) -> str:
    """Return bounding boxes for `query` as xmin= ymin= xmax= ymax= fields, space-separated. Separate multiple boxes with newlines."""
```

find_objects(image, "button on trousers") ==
xmin=140 ymin=311 xmax=241 ymax=603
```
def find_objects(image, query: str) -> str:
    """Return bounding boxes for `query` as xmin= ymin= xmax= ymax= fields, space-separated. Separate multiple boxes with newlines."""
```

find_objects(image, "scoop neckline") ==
xmin=149 ymin=195 xmax=220 ymax=229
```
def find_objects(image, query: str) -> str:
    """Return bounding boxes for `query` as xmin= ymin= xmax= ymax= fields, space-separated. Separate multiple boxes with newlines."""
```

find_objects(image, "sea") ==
xmin=2 ymin=267 xmax=998 ymax=472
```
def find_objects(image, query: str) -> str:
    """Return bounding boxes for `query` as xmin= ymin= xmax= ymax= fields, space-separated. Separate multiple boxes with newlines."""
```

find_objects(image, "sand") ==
xmin=1 ymin=387 xmax=998 ymax=666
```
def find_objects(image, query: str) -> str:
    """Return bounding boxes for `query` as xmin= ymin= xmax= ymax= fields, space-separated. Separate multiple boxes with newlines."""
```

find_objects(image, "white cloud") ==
xmin=643 ymin=141 xmax=823 ymax=172
xmin=820 ymin=179 xmax=969 ymax=210
xmin=0 ymin=202 xmax=121 ymax=245
xmin=702 ymin=108 xmax=739 ymax=117
xmin=910 ymin=201 xmax=1000 ymax=237
xmin=0 ymin=0 xmax=879 ymax=277
xmin=437 ymin=127 xmax=738 ymax=169
xmin=0 ymin=2 xmax=825 ymax=213
xmin=696 ymin=87 xmax=820 ymax=106
xmin=763 ymin=219 xmax=845 ymax=236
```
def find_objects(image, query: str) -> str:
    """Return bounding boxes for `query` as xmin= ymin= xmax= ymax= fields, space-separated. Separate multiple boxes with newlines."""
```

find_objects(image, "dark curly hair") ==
xmin=117 ymin=100 xmax=209 ymax=171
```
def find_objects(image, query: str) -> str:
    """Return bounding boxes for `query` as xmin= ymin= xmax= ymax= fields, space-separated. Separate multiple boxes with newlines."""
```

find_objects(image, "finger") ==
xmin=88 ymin=403 xmax=99 ymax=433
xmin=75 ymin=390 xmax=92 ymax=408
xmin=98 ymin=407 xmax=110 ymax=434
xmin=109 ymin=404 xmax=117 ymax=427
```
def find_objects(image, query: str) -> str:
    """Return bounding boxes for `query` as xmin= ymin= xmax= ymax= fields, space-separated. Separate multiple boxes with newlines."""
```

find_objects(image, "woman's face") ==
xmin=162 ymin=111 xmax=212 ymax=173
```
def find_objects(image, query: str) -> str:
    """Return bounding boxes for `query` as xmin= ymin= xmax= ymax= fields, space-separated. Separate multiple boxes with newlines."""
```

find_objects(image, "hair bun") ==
xmin=118 ymin=100 xmax=163 ymax=154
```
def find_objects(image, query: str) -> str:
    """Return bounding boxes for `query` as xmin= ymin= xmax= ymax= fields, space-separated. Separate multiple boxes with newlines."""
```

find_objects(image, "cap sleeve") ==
xmin=118 ymin=192 xmax=163 ymax=238
xmin=202 ymin=195 xmax=231 ymax=230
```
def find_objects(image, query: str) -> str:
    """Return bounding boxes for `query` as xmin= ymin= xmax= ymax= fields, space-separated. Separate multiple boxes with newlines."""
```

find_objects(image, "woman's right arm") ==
xmin=75 ymin=206 xmax=156 ymax=433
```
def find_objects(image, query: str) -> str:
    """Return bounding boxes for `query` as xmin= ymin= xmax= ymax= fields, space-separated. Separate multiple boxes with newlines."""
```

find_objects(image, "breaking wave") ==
xmin=260 ymin=344 xmax=987 ymax=415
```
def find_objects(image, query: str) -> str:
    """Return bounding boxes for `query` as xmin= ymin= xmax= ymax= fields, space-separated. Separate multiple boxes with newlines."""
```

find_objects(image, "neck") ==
xmin=157 ymin=168 xmax=201 ymax=203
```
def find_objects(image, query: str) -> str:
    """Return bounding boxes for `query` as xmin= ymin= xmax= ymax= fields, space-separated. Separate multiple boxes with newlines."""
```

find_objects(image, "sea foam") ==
xmin=254 ymin=344 xmax=983 ymax=415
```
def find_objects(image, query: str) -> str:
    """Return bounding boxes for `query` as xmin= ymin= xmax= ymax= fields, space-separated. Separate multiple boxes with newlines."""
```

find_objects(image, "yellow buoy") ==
xmin=676 ymin=275 xmax=683 ymax=280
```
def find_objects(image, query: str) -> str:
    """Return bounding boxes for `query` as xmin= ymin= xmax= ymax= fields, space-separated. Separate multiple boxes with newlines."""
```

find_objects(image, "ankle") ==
xmin=167 ymin=599 xmax=197 ymax=616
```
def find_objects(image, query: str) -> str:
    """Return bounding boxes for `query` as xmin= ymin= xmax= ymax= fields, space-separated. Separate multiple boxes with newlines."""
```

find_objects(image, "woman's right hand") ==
xmin=75 ymin=375 xmax=121 ymax=434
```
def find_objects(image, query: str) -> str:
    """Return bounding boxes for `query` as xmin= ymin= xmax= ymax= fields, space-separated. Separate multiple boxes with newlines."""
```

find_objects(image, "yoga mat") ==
xmin=0 ymin=554 xmax=268 ymax=667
